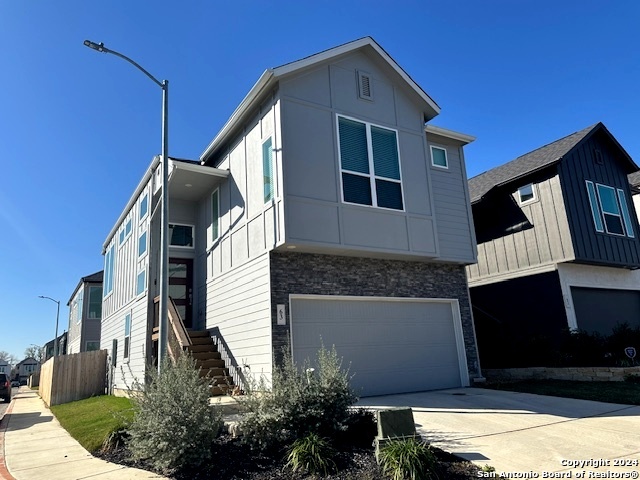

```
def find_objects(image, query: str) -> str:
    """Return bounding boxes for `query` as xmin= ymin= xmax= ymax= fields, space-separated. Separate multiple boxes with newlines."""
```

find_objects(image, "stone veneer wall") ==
xmin=269 ymin=251 xmax=481 ymax=379
xmin=484 ymin=366 xmax=640 ymax=382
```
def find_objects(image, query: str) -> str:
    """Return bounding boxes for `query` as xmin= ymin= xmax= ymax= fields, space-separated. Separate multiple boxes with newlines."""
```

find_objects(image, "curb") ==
xmin=0 ymin=396 xmax=16 ymax=480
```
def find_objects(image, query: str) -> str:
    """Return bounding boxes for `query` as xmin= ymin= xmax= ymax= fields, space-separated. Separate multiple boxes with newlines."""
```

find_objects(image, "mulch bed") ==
xmin=96 ymin=434 xmax=481 ymax=480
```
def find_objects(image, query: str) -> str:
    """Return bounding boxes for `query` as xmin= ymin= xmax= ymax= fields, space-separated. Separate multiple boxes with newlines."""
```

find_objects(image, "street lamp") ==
xmin=83 ymin=39 xmax=170 ymax=373
xmin=38 ymin=296 xmax=60 ymax=357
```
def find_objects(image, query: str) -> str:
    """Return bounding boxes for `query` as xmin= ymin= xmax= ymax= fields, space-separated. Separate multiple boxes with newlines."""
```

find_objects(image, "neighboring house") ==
xmin=467 ymin=123 xmax=640 ymax=367
xmin=629 ymin=171 xmax=640 ymax=221
xmin=15 ymin=357 xmax=40 ymax=383
xmin=66 ymin=271 xmax=103 ymax=354
xmin=0 ymin=360 xmax=9 ymax=375
xmin=44 ymin=332 xmax=68 ymax=361
xmin=100 ymin=36 xmax=481 ymax=397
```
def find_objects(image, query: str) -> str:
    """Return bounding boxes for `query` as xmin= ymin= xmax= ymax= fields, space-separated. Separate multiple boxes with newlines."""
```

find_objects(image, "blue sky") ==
xmin=1 ymin=1 xmax=638 ymax=360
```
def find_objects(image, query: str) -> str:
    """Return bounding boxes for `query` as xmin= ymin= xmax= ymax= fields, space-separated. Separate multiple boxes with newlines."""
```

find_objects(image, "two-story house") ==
xmin=100 ymin=37 xmax=481 ymax=397
xmin=15 ymin=357 xmax=39 ymax=384
xmin=66 ymin=271 xmax=103 ymax=354
xmin=0 ymin=359 xmax=9 ymax=375
xmin=467 ymin=123 xmax=640 ymax=367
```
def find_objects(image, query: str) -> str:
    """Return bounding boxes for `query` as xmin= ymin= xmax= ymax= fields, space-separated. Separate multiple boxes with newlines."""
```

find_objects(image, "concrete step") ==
xmin=210 ymin=384 xmax=231 ymax=396
xmin=191 ymin=351 xmax=222 ymax=361
xmin=211 ymin=375 xmax=234 ymax=386
xmin=196 ymin=358 xmax=226 ymax=369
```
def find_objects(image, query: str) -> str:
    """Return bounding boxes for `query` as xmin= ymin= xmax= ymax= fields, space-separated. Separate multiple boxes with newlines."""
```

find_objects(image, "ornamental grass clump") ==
xmin=378 ymin=437 xmax=439 ymax=480
xmin=239 ymin=345 xmax=357 ymax=450
xmin=284 ymin=432 xmax=337 ymax=476
xmin=126 ymin=352 xmax=222 ymax=474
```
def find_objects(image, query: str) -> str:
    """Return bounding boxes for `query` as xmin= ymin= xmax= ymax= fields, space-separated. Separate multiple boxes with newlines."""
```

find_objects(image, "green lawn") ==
xmin=483 ymin=379 xmax=640 ymax=405
xmin=51 ymin=396 xmax=135 ymax=452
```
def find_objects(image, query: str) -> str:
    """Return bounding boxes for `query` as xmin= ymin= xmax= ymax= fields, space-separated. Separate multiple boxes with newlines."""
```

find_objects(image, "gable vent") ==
xmin=358 ymin=71 xmax=373 ymax=101
xmin=594 ymin=149 xmax=604 ymax=165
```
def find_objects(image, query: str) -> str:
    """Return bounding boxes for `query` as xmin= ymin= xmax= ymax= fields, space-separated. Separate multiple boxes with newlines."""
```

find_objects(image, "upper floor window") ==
xmin=75 ymin=289 xmax=84 ymax=324
xmin=104 ymin=245 xmax=115 ymax=297
xmin=586 ymin=181 xmax=635 ymax=238
xmin=119 ymin=218 xmax=132 ymax=246
xmin=337 ymin=115 xmax=404 ymax=211
xmin=430 ymin=145 xmax=448 ymax=169
xmin=86 ymin=341 xmax=100 ymax=351
xmin=136 ymin=269 xmax=146 ymax=296
xmin=211 ymin=189 xmax=219 ymax=241
xmin=138 ymin=231 xmax=148 ymax=258
xmin=139 ymin=194 xmax=149 ymax=221
xmin=88 ymin=286 xmax=102 ymax=319
xmin=169 ymin=224 xmax=194 ymax=248
xmin=263 ymin=137 xmax=274 ymax=203
xmin=518 ymin=183 xmax=536 ymax=205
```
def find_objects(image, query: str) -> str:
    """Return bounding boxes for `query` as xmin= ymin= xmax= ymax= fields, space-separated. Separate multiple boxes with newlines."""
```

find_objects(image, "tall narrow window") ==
xmin=138 ymin=231 xmax=147 ymax=258
xmin=617 ymin=189 xmax=635 ymax=238
xmin=263 ymin=137 xmax=274 ymax=203
xmin=104 ymin=245 xmax=115 ymax=296
xmin=139 ymin=194 xmax=148 ymax=221
xmin=586 ymin=181 xmax=604 ymax=232
xmin=597 ymin=184 xmax=624 ymax=235
xmin=88 ymin=286 xmax=102 ymax=319
xmin=76 ymin=289 xmax=84 ymax=324
xmin=136 ymin=269 xmax=146 ymax=296
xmin=123 ymin=314 xmax=131 ymax=359
xmin=338 ymin=115 xmax=403 ymax=210
xmin=211 ymin=189 xmax=220 ymax=242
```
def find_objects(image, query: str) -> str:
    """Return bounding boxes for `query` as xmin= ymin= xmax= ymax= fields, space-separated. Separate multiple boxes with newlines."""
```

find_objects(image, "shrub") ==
xmin=126 ymin=352 xmax=222 ymax=474
xmin=239 ymin=345 xmax=357 ymax=450
xmin=285 ymin=432 xmax=337 ymax=476
xmin=341 ymin=408 xmax=377 ymax=448
xmin=378 ymin=437 xmax=439 ymax=480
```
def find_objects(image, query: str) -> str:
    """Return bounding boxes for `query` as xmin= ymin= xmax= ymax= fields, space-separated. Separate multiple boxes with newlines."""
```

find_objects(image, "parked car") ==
xmin=0 ymin=373 xmax=11 ymax=403
xmin=11 ymin=380 xmax=20 ymax=388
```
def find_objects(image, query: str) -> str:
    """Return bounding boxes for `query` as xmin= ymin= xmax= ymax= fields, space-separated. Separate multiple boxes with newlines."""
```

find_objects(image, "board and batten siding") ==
xmin=101 ymin=180 xmax=153 ymax=391
xmin=427 ymin=134 xmax=476 ymax=263
xmin=279 ymin=51 xmax=453 ymax=259
xmin=467 ymin=174 xmax=575 ymax=284
xmin=204 ymin=252 xmax=273 ymax=385
xmin=67 ymin=288 xmax=82 ymax=354
xmin=203 ymin=97 xmax=284 ymax=283
xmin=557 ymin=132 xmax=640 ymax=267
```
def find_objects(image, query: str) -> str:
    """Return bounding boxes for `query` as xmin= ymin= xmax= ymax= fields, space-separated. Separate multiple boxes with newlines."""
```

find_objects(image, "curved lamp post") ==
xmin=38 ymin=296 xmax=60 ymax=357
xmin=83 ymin=40 xmax=169 ymax=373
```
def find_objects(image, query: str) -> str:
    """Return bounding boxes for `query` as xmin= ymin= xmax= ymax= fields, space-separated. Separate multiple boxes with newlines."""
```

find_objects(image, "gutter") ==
xmin=102 ymin=155 xmax=161 ymax=254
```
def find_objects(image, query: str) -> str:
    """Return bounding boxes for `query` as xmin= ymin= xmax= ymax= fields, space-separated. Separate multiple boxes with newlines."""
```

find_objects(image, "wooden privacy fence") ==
xmin=40 ymin=350 xmax=108 ymax=407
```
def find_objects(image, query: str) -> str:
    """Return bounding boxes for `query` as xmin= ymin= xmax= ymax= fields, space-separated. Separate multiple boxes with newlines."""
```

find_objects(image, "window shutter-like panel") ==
xmin=339 ymin=117 xmax=369 ymax=174
xmin=371 ymin=126 xmax=400 ymax=180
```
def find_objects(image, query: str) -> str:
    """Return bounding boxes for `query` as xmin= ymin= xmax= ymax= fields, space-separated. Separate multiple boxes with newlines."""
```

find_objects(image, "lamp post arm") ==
xmin=104 ymin=48 xmax=165 ymax=89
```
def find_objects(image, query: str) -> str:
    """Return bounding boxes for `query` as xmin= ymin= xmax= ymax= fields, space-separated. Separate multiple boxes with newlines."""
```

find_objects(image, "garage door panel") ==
xmin=291 ymin=297 xmax=464 ymax=396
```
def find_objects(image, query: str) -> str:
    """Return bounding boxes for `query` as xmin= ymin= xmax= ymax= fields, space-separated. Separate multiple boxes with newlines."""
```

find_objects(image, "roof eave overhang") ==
xmin=425 ymin=125 xmax=476 ymax=145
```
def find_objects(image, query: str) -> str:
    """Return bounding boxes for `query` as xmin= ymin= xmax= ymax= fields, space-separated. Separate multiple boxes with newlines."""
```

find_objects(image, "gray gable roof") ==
xmin=469 ymin=124 xmax=598 ymax=204
xmin=629 ymin=171 xmax=640 ymax=189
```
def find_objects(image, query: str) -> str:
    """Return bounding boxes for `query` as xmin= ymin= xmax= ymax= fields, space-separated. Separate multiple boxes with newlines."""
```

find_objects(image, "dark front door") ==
xmin=169 ymin=258 xmax=193 ymax=328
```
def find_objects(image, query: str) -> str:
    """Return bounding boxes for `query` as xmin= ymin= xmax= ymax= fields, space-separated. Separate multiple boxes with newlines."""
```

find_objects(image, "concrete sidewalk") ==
xmin=359 ymin=387 xmax=640 ymax=475
xmin=1 ymin=388 xmax=164 ymax=480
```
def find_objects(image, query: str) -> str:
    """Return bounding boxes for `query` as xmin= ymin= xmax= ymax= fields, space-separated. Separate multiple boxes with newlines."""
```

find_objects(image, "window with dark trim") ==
xmin=586 ymin=181 xmax=635 ymax=238
xmin=169 ymin=224 xmax=194 ymax=248
xmin=263 ymin=137 xmax=274 ymax=203
xmin=337 ymin=115 xmax=403 ymax=210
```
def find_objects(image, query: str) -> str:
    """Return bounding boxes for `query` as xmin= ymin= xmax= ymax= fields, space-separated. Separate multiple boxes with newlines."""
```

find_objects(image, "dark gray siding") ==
xmin=558 ymin=131 xmax=640 ymax=267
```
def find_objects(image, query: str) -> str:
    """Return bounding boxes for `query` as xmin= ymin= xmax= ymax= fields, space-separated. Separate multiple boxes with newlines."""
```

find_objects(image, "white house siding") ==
xmin=67 ymin=289 xmax=83 ymax=354
xmin=204 ymin=252 xmax=273 ymax=386
xmin=557 ymin=263 xmax=640 ymax=331
xmin=101 ymin=179 xmax=153 ymax=391
xmin=279 ymin=51 xmax=456 ymax=260
xmin=467 ymin=175 xmax=575 ymax=286
xmin=427 ymin=134 xmax=476 ymax=264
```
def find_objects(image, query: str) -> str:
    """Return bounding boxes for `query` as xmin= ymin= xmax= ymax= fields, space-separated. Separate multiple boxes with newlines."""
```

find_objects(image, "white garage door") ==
xmin=290 ymin=296 xmax=468 ymax=397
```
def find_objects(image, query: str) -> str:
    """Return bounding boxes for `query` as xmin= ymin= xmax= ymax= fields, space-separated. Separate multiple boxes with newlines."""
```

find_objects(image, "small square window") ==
xmin=518 ymin=184 xmax=536 ymax=204
xmin=430 ymin=146 xmax=448 ymax=168
xmin=169 ymin=224 xmax=194 ymax=248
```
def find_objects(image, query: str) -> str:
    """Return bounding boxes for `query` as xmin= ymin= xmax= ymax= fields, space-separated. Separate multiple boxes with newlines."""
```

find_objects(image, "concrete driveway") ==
xmin=358 ymin=387 xmax=640 ymax=476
